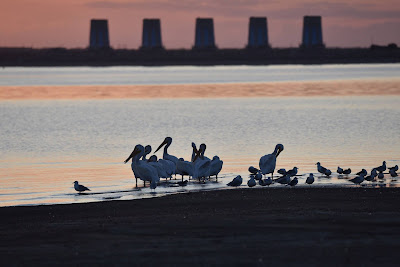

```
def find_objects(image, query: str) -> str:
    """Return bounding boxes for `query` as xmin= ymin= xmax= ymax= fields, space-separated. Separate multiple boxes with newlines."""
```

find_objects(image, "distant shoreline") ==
xmin=1 ymin=47 xmax=400 ymax=66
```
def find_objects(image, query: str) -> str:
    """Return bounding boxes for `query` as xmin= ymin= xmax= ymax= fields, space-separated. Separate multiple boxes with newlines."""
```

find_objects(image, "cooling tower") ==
xmin=141 ymin=19 xmax=163 ymax=49
xmin=247 ymin=17 xmax=270 ymax=48
xmin=89 ymin=19 xmax=110 ymax=49
xmin=301 ymin=16 xmax=325 ymax=48
xmin=193 ymin=18 xmax=216 ymax=49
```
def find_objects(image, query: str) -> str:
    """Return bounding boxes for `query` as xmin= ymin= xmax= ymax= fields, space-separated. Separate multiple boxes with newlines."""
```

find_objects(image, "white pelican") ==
xmin=247 ymin=176 xmax=256 ymax=187
xmin=176 ymin=143 xmax=198 ymax=181
xmin=154 ymin=137 xmax=179 ymax=164
xmin=192 ymin=144 xmax=211 ymax=181
xmin=349 ymin=174 xmax=364 ymax=186
xmin=227 ymin=175 xmax=242 ymax=187
xmin=124 ymin=146 xmax=143 ymax=187
xmin=142 ymin=145 xmax=152 ymax=160
xmin=158 ymin=158 xmax=175 ymax=179
xmin=305 ymin=173 xmax=314 ymax=185
xmin=288 ymin=177 xmax=298 ymax=187
xmin=259 ymin=144 xmax=284 ymax=179
xmin=374 ymin=161 xmax=386 ymax=173
xmin=125 ymin=144 xmax=159 ymax=188
xmin=74 ymin=181 xmax=90 ymax=193
xmin=209 ymin=156 xmax=223 ymax=180
xmin=148 ymin=155 xmax=169 ymax=180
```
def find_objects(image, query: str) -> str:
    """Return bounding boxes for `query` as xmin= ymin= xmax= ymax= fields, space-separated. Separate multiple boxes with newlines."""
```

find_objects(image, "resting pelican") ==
xmin=154 ymin=137 xmax=179 ymax=164
xmin=306 ymin=173 xmax=314 ymax=185
xmin=176 ymin=143 xmax=198 ymax=181
xmin=209 ymin=156 xmax=223 ymax=180
xmin=74 ymin=181 xmax=90 ymax=193
xmin=192 ymin=145 xmax=211 ymax=182
xmin=125 ymin=144 xmax=159 ymax=188
xmin=148 ymin=155 xmax=170 ymax=180
xmin=227 ymin=175 xmax=242 ymax=186
xmin=259 ymin=144 xmax=284 ymax=179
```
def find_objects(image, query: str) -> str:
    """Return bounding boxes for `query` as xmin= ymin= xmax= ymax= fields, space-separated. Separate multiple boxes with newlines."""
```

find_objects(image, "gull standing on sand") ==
xmin=316 ymin=162 xmax=331 ymax=176
xmin=365 ymin=169 xmax=378 ymax=182
xmin=289 ymin=177 xmax=298 ymax=187
xmin=259 ymin=144 xmax=284 ymax=179
xmin=275 ymin=175 xmax=291 ymax=185
xmin=388 ymin=165 xmax=398 ymax=172
xmin=260 ymin=176 xmax=273 ymax=186
xmin=247 ymin=176 xmax=256 ymax=187
xmin=74 ymin=181 xmax=90 ymax=193
xmin=374 ymin=161 xmax=386 ymax=173
xmin=356 ymin=169 xmax=367 ymax=176
xmin=337 ymin=167 xmax=344 ymax=175
xmin=343 ymin=168 xmax=351 ymax=175
xmin=286 ymin=167 xmax=298 ymax=177
xmin=349 ymin=174 xmax=364 ymax=186
xmin=227 ymin=175 xmax=243 ymax=187
xmin=248 ymin=166 xmax=259 ymax=175
xmin=306 ymin=173 xmax=314 ymax=185
xmin=389 ymin=169 xmax=398 ymax=178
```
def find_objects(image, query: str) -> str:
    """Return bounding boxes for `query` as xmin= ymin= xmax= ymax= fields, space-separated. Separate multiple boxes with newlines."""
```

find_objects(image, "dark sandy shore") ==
xmin=1 ymin=187 xmax=400 ymax=266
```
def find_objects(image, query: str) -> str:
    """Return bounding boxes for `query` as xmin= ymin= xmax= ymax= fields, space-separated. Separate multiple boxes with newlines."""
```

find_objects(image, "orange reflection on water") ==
xmin=1 ymin=79 xmax=400 ymax=100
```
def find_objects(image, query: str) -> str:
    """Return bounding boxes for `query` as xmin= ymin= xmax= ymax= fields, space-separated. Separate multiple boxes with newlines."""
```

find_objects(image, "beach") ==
xmin=1 ymin=187 xmax=400 ymax=266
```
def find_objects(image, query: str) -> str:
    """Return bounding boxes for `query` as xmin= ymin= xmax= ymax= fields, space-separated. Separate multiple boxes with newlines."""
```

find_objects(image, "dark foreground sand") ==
xmin=1 ymin=187 xmax=400 ymax=266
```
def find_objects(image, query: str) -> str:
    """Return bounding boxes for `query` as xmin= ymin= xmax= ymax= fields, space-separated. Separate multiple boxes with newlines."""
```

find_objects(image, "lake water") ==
xmin=1 ymin=64 xmax=400 ymax=207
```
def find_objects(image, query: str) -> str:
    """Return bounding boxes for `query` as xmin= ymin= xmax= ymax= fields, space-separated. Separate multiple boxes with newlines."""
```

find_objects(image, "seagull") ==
xmin=389 ymin=169 xmax=398 ymax=178
xmin=349 ymin=174 xmax=364 ymax=186
xmin=306 ymin=173 xmax=314 ymax=185
xmin=74 ymin=181 xmax=90 ymax=193
xmin=365 ymin=169 xmax=378 ymax=182
xmin=286 ymin=167 xmax=298 ymax=177
xmin=227 ymin=175 xmax=242 ymax=187
xmin=288 ymin=177 xmax=298 ymax=187
xmin=337 ymin=167 xmax=344 ymax=174
xmin=275 ymin=175 xmax=290 ymax=185
xmin=374 ymin=161 xmax=386 ymax=173
xmin=343 ymin=168 xmax=351 ymax=175
xmin=388 ymin=165 xmax=398 ymax=172
xmin=255 ymin=171 xmax=262 ymax=181
xmin=324 ymin=169 xmax=332 ymax=176
xmin=259 ymin=144 xmax=284 ymax=179
xmin=247 ymin=176 xmax=256 ymax=187
xmin=248 ymin=166 xmax=259 ymax=175
xmin=316 ymin=162 xmax=329 ymax=176
xmin=378 ymin=172 xmax=385 ymax=179
xmin=261 ymin=176 xmax=273 ymax=186
xmin=277 ymin=168 xmax=287 ymax=175
xmin=356 ymin=169 xmax=367 ymax=176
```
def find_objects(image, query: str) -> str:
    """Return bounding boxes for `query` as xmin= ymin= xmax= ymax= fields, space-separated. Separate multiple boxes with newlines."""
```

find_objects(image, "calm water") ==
xmin=1 ymin=64 xmax=400 ymax=86
xmin=1 ymin=64 xmax=400 ymax=207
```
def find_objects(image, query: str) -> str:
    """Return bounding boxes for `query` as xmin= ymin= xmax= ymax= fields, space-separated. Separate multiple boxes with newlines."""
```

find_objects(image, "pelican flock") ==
xmin=75 ymin=137 xmax=398 ymax=193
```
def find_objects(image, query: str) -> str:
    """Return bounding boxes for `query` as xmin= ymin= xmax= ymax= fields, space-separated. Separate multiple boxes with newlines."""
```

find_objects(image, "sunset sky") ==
xmin=1 ymin=0 xmax=399 ymax=49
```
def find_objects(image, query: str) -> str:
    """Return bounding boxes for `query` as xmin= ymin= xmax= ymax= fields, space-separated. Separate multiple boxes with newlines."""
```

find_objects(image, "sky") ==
xmin=0 ymin=0 xmax=399 ymax=49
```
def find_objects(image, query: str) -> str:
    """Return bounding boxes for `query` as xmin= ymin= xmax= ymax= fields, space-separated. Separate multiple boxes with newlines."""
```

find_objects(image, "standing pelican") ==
xmin=209 ymin=156 xmax=223 ymax=180
xmin=259 ymin=144 xmax=284 ymax=179
xmin=154 ymin=137 xmax=179 ymax=164
xmin=192 ymin=145 xmax=211 ymax=182
xmin=124 ymin=145 xmax=144 ymax=187
xmin=176 ymin=143 xmax=198 ymax=181
xmin=125 ymin=144 xmax=159 ymax=188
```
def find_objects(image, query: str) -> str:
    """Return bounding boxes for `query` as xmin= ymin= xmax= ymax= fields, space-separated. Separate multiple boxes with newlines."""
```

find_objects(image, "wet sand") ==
xmin=1 ymin=79 xmax=400 ymax=100
xmin=1 ymin=187 xmax=400 ymax=266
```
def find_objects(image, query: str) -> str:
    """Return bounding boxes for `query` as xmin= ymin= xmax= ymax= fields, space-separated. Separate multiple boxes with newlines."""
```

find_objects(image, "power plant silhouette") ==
xmin=247 ymin=17 xmax=270 ymax=49
xmin=301 ymin=16 xmax=324 ymax=48
xmin=141 ymin=19 xmax=163 ymax=49
xmin=88 ymin=16 xmax=324 ymax=49
xmin=89 ymin=19 xmax=110 ymax=49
